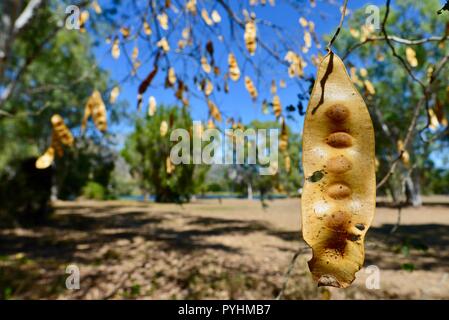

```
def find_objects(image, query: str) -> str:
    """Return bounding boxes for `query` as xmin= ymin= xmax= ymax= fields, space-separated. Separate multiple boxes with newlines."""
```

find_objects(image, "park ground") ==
xmin=0 ymin=198 xmax=448 ymax=299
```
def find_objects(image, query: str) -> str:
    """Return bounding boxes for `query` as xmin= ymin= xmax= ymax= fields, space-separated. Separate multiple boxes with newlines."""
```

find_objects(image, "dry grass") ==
xmin=0 ymin=198 xmax=448 ymax=299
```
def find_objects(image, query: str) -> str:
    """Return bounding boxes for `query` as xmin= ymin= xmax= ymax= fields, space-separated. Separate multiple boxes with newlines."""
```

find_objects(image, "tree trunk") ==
xmin=405 ymin=171 xmax=422 ymax=207
xmin=247 ymin=182 xmax=253 ymax=200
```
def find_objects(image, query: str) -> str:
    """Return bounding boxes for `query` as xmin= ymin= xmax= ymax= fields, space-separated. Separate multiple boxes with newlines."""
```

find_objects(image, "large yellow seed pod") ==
xmin=51 ymin=114 xmax=74 ymax=147
xmin=301 ymin=52 xmax=376 ymax=288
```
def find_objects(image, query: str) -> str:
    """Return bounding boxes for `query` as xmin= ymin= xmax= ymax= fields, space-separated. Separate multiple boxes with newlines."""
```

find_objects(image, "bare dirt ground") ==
xmin=0 ymin=198 xmax=448 ymax=299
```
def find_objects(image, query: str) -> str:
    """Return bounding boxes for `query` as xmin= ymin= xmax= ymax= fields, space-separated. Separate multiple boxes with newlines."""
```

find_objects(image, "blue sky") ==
xmin=91 ymin=0 xmax=385 ymax=142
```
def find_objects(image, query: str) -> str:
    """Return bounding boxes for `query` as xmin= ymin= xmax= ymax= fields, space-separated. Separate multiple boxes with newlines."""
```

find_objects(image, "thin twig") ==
xmin=326 ymin=0 xmax=349 ymax=52
xmin=276 ymin=246 xmax=307 ymax=300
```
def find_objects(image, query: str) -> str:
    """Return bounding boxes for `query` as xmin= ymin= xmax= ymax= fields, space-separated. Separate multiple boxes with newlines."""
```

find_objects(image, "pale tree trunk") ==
xmin=247 ymin=182 xmax=253 ymax=200
xmin=405 ymin=171 xmax=422 ymax=207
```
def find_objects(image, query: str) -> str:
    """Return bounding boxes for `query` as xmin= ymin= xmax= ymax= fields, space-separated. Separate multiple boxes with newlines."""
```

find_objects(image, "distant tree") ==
xmin=225 ymin=120 xmax=302 ymax=200
xmin=122 ymin=105 xmax=209 ymax=203
xmin=333 ymin=0 xmax=449 ymax=203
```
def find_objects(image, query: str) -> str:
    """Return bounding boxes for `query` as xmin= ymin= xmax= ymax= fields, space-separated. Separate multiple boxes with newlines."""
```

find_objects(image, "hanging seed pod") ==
xmin=405 ymin=47 xmax=418 ymax=67
xmin=157 ymin=37 xmax=170 ymax=52
xmin=284 ymin=154 xmax=291 ymax=173
xmin=160 ymin=120 xmax=168 ymax=137
xmin=110 ymin=86 xmax=120 ymax=104
xmin=204 ymin=79 xmax=213 ymax=96
xmin=285 ymin=51 xmax=304 ymax=78
xmin=244 ymin=76 xmax=258 ymax=100
xmin=279 ymin=118 xmax=288 ymax=152
xmin=211 ymin=10 xmax=221 ymax=23
xmin=83 ymin=90 xmax=107 ymax=133
xmin=166 ymin=67 xmax=176 ymax=87
xmin=79 ymin=10 xmax=89 ymax=32
xmin=35 ymin=147 xmax=55 ymax=169
xmin=270 ymin=80 xmax=277 ymax=95
xmin=111 ymin=38 xmax=120 ymax=59
xmin=148 ymin=96 xmax=157 ymax=116
xmin=397 ymin=140 xmax=410 ymax=166
xmin=207 ymin=119 xmax=215 ymax=129
xmin=228 ymin=53 xmax=240 ymax=81
xmin=132 ymin=46 xmax=139 ymax=62
xmin=207 ymin=99 xmax=222 ymax=122
xmin=363 ymin=80 xmax=376 ymax=95
xmin=51 ymin=114 xmax=74 ymax=147
xmin=120 ymin=27 xmax=130 ymax=39
xmin=143 ymin=21 xmax=152 ymax=35
xmin=201 ymin=56 xmax=211 ymax=73
xmin=272 ymin=95 xmax=281 ymax=118
xmin=186 ymin=0 xmax=197 ymax=14
xmin=302 ymin=52 xmax=375 ymax=288
xmin=201 ymin=9 xmax=213 ymax=26
xmin=166 ymin=156 xmax=175 ymax=174
xmin=52 ymin=132 xmax=64 ymax=157
xmin=157 ymin=12 xmax=169 ymax=30
xmin=244 ymin=19 xmax=257 ymax=55
xmin=92 ymin=0 xmax=102 ymax=14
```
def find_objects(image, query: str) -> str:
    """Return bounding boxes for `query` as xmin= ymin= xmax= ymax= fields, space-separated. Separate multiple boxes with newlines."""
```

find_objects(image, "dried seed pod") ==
xmin=279 ymin=117 xmax=288 ymax=152
xmin=157 ymin=37 xmax=170 ymax=52
xmin=211 ymin=10 xmax=221 ymax=23
xmin=244 ymin=76 xmax=258 ymax=100
xmin=111 ymin=38 xmax=120 ymax=59
xmin=35 ymin=147 xmax=55 ymax=169
xmin=186 ymin=0 xmax=197 ymax=14
xmin=285 ymin=51 xmax=304 ymax=78
xmin=143 ymin=21 xmax=152 ymax=35
xmin=166 ymin=156 xmax=175 ymax=174
xmin=244 ymin=19 xmax=257 ymax=55
xmin=397 ymin=140 xmax=410 ymax=166
xmin=120 ymin=27 xmax=130 ymax=38
xmin=160 ymin=120 xmax=168 ymax=137
xmin=201 ymin=56 xmax=211 ymax=73
xmin=51 ymin=114 xmax=74 ymax=147
xmin=284 ymin=154 xmax=291 ymax=173
xmin=201 ymin=9 xmax=213 ymax=26
xmin=405 ymin=47 xmax=418 ymax=67
xmin=166 ymin=67 xmax=176 ymax=87
xmin=272 ymin=95 xmax=281 ymax=118
xmin=207 ymin=99 xmax=222 ymax=122
xmin=302 ymin=52 xmax=376 ymax=288
xmin=148 ymin=96 xmax=157 ymax=116
xmin=228 ymin=53 xmax=240 ymax=81
xmin=83 ymin=90 xmax=107 ymax=133
xmin=203 ymin=79 xmax=214 ymax=97
xmin=110 ymin=86 xmax=120 ymax=104
xmin=92 ymin=0 xmax=102 ymax=14
xmin=157 ymin=13 xmax=169 ymax=30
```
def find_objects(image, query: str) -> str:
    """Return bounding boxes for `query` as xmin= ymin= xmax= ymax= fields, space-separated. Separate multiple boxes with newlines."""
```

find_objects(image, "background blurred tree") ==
xmin=0 ymin=1 xmax=125 ymax=223
xmin=122 ymin=105 xmax=209 ymax=203
xmin=223 ymin=120 xmax=302 ymax=200
xmin=333 ymin=0 xmax=449 ymax=205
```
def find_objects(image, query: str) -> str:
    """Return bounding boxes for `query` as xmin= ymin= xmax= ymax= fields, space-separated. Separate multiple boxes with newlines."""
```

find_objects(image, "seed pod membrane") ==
xmin=301 ymin=52 xmax=376 ymax=288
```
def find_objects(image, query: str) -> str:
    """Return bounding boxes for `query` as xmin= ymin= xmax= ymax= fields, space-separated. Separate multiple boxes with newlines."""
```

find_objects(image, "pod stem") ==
xmin=326 ymin=0 xmax=349 ymax=52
